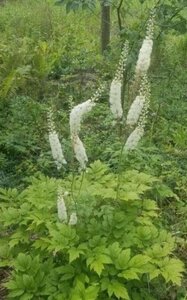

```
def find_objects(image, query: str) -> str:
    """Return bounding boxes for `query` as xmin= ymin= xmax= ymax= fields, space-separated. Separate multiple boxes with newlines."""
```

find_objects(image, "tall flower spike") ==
xmin=124 ymin=126 xmax=145 ymax=151
xmin=69 ymin=212 xmax=78 ymax=225
xmin=57 ymin=187 xmax=68 ymax=222
xmin=135 ymin=14 xmax=155 ymax=76
xmin=126 ymin=95 xmax=145 ymax=126
xmin=70 ymin=99 xmax=95 ymax=137
xmin=124 ymin=75 xmax=150 ymax=151
xmin=138 ymin=74 xmax=151 ymax=127
xmin=126 ymin=74 xmax=150 ymax=126
xmin=114 ymin=41 xmax=129 ymax=82
xmin=70 ymin=85 xmax=105 ymax=170
xmin=72 ymin=135 xmax=88 ymax=170
xmin=48 ymin=109 xmax=67 ymax=170
xmin=109 ymin=80 xmax=123 ymax=119
xmin=70 ymin=84 xmax=105 ymax=137
xmin=109 ymin=41 xmax=129 ymax=119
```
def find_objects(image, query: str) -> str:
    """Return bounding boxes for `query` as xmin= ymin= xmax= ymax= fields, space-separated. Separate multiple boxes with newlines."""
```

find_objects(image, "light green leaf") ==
xmin=108 ymin=280 xmax=130 ymax=299
xmin=89 ymin=260 xmax=104 ymax=276
xmin=14 ymin=253 xmax=32 ymax=272
xmin=160 ymin=258 xmax=184 ymax=286
xmin=128 ymin=255 xmax=151 ymax=268
xmin=85 ymin=286 xmax=99 ymax=300
xmin=115 ymin=249 xmax=131 ymax=269
xmin=68 ymin=247 xmax=84 ymax=263
xmin=8 ymin=289 xmax=24 ymax=297
xmin=118 ymin=269 xmax=140 ymax=280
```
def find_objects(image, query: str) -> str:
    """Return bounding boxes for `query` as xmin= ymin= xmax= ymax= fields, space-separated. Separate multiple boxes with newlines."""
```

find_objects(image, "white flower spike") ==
xmin=109 ymin=41 xmax=129 ymax=119
xmin=57 ymin=187 xmax=68 ymax=222
xmin=135 ymin=38 xmax=153 ymax=75
xmin=70 ymin=85 xmax=105 ymax=170
xmin=48 ymin=110 xmax=67 ymax=170
xmin=69 ymin=212 xmax=78 ymax=225
xmin=72 ymin=135 xmax=88 ymax=170
xmin=109 ymin=80 xmax=123 ymax=119
xmin=126 ymin=95 xmax=145 ymax=126
xmin=124 ymin=126 xmax=144 ymax=151
xmin=135 ymin=14 xmax=154 ymax=76
xmin=70 ymin=99 xmax=95 ymax=136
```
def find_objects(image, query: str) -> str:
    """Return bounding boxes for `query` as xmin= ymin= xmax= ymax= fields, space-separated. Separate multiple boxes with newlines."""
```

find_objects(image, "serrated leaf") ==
xmin=115 ymin=249 xmax=131 ymax=269
xmin=9 ymin=239 xmax=20 ymax=248
xmin=8 ymin=289 xmax=24 ymax=297
xmin=118 ymin=269 xmax=140 ymax=280
xmin=88 ymin=253 xmax=112 ymax=276
xmin=4 ymin=280 xmax=17 ymax=290
xmin=14 ymin=253 xmax=32 ymax=272
xmin=160 ymin=258 xmax=184 ymax=285
xmin=108 ymin=242 xmax=121 ymax=259
xmin=120 ymin=191 xmax=140 ymax=201
xmin=89 ymin=260 xmax=104 ymax=276
xmin=149 ymin=269 xmax=161 ymax=280
xmin=85 ymin=286 xmax=99 ymax=300
xmin=68 ymin=247 xmax=84 ymax=263
xmin=128 ymin=255 xmax=151 ymax=268
xmin=19 ymin=293 xmax=33 ymax=300
xmin=98 ymin=254 xmax=112 ymax=264
xmin=108 ymin=280 xmax=130 ymax=299
xmin=143 ymin=200 xmax=158 ymax=211
xmin=23 ymin=275 xmax=35 ymax=290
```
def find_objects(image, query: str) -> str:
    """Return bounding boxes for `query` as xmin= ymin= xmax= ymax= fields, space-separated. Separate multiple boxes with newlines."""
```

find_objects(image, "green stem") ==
xmin=70 ymin=171 xmax=78 ymax=213
xmin=77 ymin=170 xmax=85 ymax=198
xmin=115 ymin=128 xmax=128 ymax=201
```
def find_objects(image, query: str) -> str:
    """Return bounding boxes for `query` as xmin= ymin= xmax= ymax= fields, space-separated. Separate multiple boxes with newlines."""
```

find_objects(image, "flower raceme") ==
xmin=49 ymin=131 xmax=67 ymax=170
xmin=109 ymin=80 xmax=123 ymax=119
xmin=48 ymin=110 xmax=67 ymax=170
xmin=57 ymin=187 xmax=68 ymax=222
xmin=72 ymin=134 xmax=88 ymax=170
xmin=125 ymin=75 xmax=150 ymax=150
xmin=109 ymin=42 xmax=129 ymax=120
xmin=124 ymin=126 xmax=144 ymax=151
xmin=69 ymin=212 xmax=78 ymax=225
xmin=70 ymin=85 xmax=105 ymax=170
xmin=115 ymin=41 xmax=129 ymax=82
xmin=135 ymin=38 xmax=153 ymax=75
xmin=70 ymin=99 xmax=93 ymax=170
xmin=70 ymin=99 xmax=95 ymax=136
xmin=126 ymin=95 xmax=145 ymax=126
xmin=57 ymin=188 xmax=78 ymax=225
xmin=135 ymin=14 xmax=154 ymax=76
xmin=70 ymin=84 xmax=105 ymax=137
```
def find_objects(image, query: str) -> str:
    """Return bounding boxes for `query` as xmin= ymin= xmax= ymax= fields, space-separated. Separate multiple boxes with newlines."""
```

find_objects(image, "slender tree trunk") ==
xmin=101 ymin=2 xmax=110 ymax=53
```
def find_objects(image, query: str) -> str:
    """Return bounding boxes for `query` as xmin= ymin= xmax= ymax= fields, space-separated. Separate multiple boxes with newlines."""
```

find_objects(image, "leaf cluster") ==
xmin=0 ymin=161 xmax=184 ymax=299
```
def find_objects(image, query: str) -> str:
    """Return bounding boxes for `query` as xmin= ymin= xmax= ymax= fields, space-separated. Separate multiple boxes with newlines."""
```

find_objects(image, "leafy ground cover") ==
xmin=0 ymin=0 xmax=187 ymax=299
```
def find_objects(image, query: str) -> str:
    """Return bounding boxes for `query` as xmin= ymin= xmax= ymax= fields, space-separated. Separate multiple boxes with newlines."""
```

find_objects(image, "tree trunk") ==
xmin=101 ymin=3 xmax=110 ymax=53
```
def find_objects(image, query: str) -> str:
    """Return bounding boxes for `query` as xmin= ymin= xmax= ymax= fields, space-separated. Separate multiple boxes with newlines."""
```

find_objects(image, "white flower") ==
xmin=146 ymin=13 xmax=155 ymax=40
xmin=135 ymin=38 xmax=153 ymax=75
xmin=57 ymin=188 xmax=68 ymax=222
xmin=109 ymin=79 xmax=123 ymax=119
xmin=115 ymin=41 xmax=129 ymax=82
xmin=49 ymin=131 xmax=67 ymax=170
xmin=70 ymin=99 xmax=95 ymax=136
xmin=72 ymin=135 xmax=88 ymax=170
xmin=64 ymin=191 xmax=69 ymax=197
xmin=126 ymin=95 xmax=145 ymax=126
xmin=124 ymin=126 xmax=144 ymax=151
xmin=69 ymin=212 xmax=77 ymax=225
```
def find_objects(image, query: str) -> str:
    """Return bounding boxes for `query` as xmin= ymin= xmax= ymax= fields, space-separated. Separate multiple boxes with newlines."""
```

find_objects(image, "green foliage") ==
xmin=0 ymin=161 xmax=184 ymax=299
